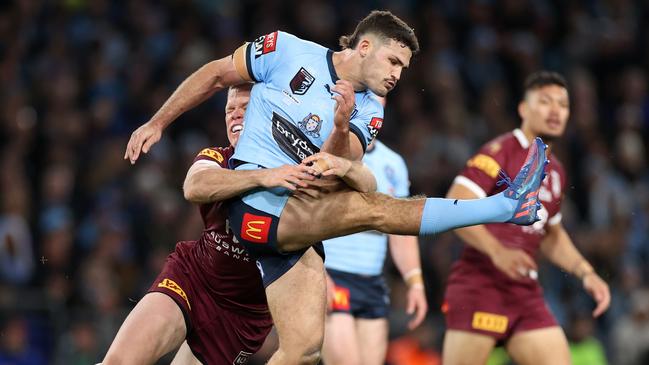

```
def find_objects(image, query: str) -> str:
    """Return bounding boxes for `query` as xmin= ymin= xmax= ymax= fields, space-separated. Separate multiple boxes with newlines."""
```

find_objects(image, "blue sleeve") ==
xmin=349 ymin=95 xmax=384 ymax=153
xmin=245 ymin=31 xmax=295 ymax=82
xmin=394 ymin=156 xmax=411 ymax=198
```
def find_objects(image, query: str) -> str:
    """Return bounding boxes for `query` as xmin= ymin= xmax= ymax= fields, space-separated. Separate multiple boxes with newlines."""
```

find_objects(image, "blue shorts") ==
xmin=228 ymin=192 xmax=324 ymax=288
xmin=327 ymin=268 xmax=390 ymax=319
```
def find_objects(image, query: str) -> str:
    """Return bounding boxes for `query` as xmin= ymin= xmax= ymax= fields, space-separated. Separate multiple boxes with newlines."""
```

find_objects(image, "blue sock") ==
xmin=418 ymin=192 xmax=517 ymax=236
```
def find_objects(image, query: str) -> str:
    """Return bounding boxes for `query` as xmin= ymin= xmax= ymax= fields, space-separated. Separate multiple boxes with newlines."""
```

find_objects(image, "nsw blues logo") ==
xmin=290 ymin=67 xmax=315 ymax=95
xmin=298 ymin=113 xmax=323 ymax=138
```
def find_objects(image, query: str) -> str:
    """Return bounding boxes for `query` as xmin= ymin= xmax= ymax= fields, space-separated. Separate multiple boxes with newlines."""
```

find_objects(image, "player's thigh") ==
xmin=103 ymin=292 xmax=187 ymax=365
xmin=322 ymin=313 xmax=362 ymax=365
xmin=505 ymin=326 xmax=571 ymax=365
xmin=356 ymin=317 xmax=389 ymax=365
xmin=170 ymin=341 xmax=202 ymax=365
xmin=442 ymin=330 xmax=497 ymax=365
xmin=265 ymin=247 xmax=326 ymax=352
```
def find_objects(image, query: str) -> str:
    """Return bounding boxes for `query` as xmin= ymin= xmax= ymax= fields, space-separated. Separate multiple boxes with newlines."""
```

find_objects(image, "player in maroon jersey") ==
xmin=442 ymin=71 xmax=611 ymax=365
xmin=102 ymin=83 xmax=320 ymax=364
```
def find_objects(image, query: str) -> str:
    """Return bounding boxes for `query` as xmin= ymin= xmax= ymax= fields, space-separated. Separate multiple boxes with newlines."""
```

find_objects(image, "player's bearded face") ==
xmin=521 ymin=85 xmax=570 ymax=141
xmin=363 ymin=39 xmax=411 ymax=97
xmin=225 ymin=88 xmax=251 ymax=146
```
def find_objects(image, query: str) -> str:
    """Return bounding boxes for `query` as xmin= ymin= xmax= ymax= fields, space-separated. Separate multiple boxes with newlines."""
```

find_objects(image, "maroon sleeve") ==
xmin=457 ymin=140 xmax=507 ymax=196
xmin=192 ymin=147 xmax=229 ymax=168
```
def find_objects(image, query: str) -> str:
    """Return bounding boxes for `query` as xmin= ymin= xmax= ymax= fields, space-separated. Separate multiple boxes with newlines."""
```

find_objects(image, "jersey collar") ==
xmin=513 ymin=128 xmax=530 ymax=149
xmin=326 ymin=49 xmax=339 ymax=83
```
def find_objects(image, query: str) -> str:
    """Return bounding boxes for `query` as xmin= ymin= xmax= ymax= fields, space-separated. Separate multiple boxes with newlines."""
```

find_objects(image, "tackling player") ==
xmin=442 ymin=71 xmax=611 ymax=365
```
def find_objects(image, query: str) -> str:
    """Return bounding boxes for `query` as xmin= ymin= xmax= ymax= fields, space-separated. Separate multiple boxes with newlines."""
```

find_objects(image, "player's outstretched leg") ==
xmin=276 ymin=138 xmax=548 ymax=250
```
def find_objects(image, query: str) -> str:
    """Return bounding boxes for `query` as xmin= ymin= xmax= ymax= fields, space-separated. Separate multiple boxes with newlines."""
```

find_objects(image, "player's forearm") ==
xmin=453 ymin=225 xmax=506 ymax=259
xmin=340 ymin=160 xmax=377 ymax=193
xmin=540 ymin=224 xmax=594 ymax=279
xmin=183 ymin=167 xmax=263 ymax=204
xmin=149 ymin=59 xmax=231 ymax=129
xmin=388 ymin=235 xmax=423 ymax=287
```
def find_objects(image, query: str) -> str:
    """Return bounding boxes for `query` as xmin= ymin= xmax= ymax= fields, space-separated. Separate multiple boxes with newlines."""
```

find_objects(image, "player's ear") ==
xmin=518 ymin=100 xmax=527 ymax=120
xmin=357 ymin=37 xmax=372 ymax=57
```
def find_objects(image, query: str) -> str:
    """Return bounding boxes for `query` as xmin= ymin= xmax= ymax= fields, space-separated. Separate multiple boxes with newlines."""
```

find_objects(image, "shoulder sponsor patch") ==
xmin=253 ymin=31 xmax=278 ymax=58
xmin=367 ymin=117 xmax=383 ymax=139
xmin=467 ymin=154 xmax=501 ymax=178
xmin=198 ymin=148 xmax=224 ymax=163
xmin=290 ymin=67 xmax=315 ymax=95
xmin=471 ymin=311 xmax=508 ymax=334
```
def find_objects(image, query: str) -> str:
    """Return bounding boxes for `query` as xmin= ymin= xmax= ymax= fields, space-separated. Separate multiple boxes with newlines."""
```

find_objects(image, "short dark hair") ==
xmin=524 ymin=71 xmax=568 ymax=93
xmin=339 ymin=10 xmax=419 ymax=55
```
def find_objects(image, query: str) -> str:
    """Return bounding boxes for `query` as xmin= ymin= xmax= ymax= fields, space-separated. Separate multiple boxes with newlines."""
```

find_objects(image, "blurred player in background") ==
xmin=322 ymin=137 xmax=428 ymax=365
xmin=442 ymin=71 xmax=611 ymax=365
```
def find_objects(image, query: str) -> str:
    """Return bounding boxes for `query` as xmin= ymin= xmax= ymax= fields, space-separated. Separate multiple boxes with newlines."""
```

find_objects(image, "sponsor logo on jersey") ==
xmin=271 ymin=112 xmax=320 ymax=163
xmin=290 ymin=67 xmax=315 ymax=95
xmin=471 ymin=311 xmax=508 ymax=334
xmin=298 ymin=113 xmax=322 ymax=138
xmin=198 ymin=148 xmax=224 ymax=163
xmin=158 ymin=278 xmax=191 ymax=310
xmin=333 ymin=286 xmax=351 ymax=311
xmin=367 ymin=117 xmax=383 ymax=139
xmin=467 ymin=154 xmax=501 ymax=178
xmin=241 ymin=213 xmax=272 ymax=244
xmin=233 ymin=350 xmax=253 ymax=364
xmin=253 ymin=31 xmax=278 ymax=58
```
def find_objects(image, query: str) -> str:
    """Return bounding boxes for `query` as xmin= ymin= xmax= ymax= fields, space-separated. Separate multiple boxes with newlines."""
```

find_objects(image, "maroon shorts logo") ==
xmin=233 ymin=350 xmax=252 ymax=364
xmin=241 ymin=213 xmax=271 ymax=243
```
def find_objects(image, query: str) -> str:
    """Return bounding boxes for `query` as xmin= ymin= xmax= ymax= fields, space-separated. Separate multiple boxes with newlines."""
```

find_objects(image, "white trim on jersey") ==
xmin=548 ymin=212 xmax=563 ymax=226
xmin=513 ymin=128 xmax=530 ymax=149
xmin=453 ymin=175 xmax=487 ymax=198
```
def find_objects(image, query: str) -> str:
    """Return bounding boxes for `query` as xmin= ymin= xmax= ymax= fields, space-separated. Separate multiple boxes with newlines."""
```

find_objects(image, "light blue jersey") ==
xmin=324 ymin=140 xmax=410 ymax=275
xmin=232 ymin=31 xmax=384 ymax=169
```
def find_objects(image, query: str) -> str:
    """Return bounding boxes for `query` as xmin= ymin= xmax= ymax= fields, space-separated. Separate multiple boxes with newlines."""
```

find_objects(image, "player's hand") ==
xmin=258 ymin=164 xmax=316 ymax=191
xmin=124 ymin=121 xmax=163 ymax=164
xmin=405 ymin=284 xmax=428 ymax=330
xmin=331 ymin=80 xmax=355 ymax=130
xmin=325 ymin=272 xmax=336 ymax=312
xmin=490 ymin=246 xmax=538 ymax=281
xmin=582 ymin=273 xmax=610 ymax=318
xmin=302 ymin=152 xmax=352 ymax=177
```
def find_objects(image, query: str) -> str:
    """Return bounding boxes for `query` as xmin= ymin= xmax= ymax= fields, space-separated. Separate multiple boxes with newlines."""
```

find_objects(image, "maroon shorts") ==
xmin=443 ymin=282 xmax=557 ymax=342
xmin=148 ymin=244 xmax=273 ymax=364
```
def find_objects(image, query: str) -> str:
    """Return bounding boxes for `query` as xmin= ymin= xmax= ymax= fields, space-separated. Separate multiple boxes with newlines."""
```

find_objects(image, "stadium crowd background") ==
xmin=0 ymin=0 xmax=648 ymax=364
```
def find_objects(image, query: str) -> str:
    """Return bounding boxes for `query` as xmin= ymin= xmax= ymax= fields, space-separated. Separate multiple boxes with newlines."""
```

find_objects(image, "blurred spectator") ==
xmin=0 ymin=317 xmax=46 ymax=365
xmin=612 ymin=289 xmax=649 ymax=365
xmin=567 ymin=312 xmax=608 ymax=365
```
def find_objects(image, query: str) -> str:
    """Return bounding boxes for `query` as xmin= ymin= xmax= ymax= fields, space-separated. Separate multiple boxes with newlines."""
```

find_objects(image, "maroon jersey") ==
xmin=186 ymin=146 xmax=268 ymax=314
xmin=447 ymin=129 xmax=566 ymax=291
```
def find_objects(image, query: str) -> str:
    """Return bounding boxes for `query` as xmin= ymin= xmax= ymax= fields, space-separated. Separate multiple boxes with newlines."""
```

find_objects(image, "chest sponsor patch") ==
xmin=271 ymin=112 xmax=320 ymax=163
xmin=467 ymin=154 xmax=501 ymax=179
xmin=253 ymin=31 xmax=278 ymax=58
xmin=290 ymin=67 xmax=315 ymax=95
xmin=471 ymin=311 xmax=508 ymax=334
